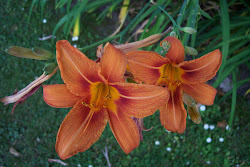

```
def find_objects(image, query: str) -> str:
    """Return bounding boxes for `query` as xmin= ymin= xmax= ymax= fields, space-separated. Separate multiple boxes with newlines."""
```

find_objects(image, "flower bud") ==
xmin=5 ymin=46 xmax=52 ymax=60
xmin=181 ymin=27 xmax=197 ymax=34
xmin=43 ymin=62 xmax=57 ymax=75
xmin=169 ymin=31 xmax=177 ymax=37
xmin=187 ymin=105 xmax=201 ymax=124
xmin=160 ymin=41 xmax=171 ymax=52
xmin=73 ymin=15 xmax=80 ymax=37
xmin=184 ymin=46 xmax=198 ymax=56
xmin=115 ymin=27 xmax=172 ymax=53
xmin=32 ymin=47 xmax=54 ymax=59
xmin=182 ymin=93 xmax=195 ymax=107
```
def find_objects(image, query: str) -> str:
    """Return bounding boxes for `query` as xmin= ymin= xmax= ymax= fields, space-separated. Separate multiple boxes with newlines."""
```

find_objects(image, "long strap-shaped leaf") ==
xmin=214 ymin=0 xmax=230 ymax=87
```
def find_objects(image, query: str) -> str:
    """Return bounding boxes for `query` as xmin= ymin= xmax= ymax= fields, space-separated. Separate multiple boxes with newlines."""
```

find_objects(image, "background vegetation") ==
xmin=0 ymin=0 xmax=249 ymax=166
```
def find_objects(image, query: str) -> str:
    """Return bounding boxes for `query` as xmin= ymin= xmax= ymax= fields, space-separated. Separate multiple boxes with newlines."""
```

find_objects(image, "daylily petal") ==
xmin=112 ymin=82 xmax=169 ymax=118
xmin=160 ymin=36 xmax=185 ymax=64
xmin=56 ymin=101 xmax=108 ymax=160
xmin=43 ymin=84 xmax=82 ymax=108
xmin=100 ymin=43 xmax=127 ymax=83
xmin=127 ymin=51 xmax=168 ymax=85
xmin=108 ymin=109 xmax=140 ymax=154
xmin=160 ymin=87 xmax=187 ymax=133
xmin=182 ymin=83 xmax=217 ymax=106
xmin=56 ymin=40 xmax=103 ymax=96
xmin=179 ymin=49 xmax=222 ymax=84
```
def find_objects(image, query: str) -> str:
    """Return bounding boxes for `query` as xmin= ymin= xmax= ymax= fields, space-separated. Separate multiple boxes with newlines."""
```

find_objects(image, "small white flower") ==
xmin=180 ymin=136 xmax=183 ymax=139
xmin=173 ymin=140 xmax=176 ymax=143
xmin=186 ymin=161 xmax=190 ymax=165
xmin=226 ymin=125 xmax=230 ymax=130
xmin=88 ymin=165 xmax=93 ymax=167
xmin=166 ymin=147 xmax=171 ymax=152
xmin=43 ymin=19 xmax=47 ymax=23
xmin=219 ymin=137 xmax=224 ymax=142
xmin=206 ymin=137 xmax=212 ymax=143
xmin=155 ymin=141 xmax=160 ymax=145
xmin=77 ymin=164 xmax=81 ymax=167
xmin=236 ymin=164 xmax=240 ymax=167
xmin=207 ymin=161 xmax=211 ymax=164
xmin=36 ymin=137 xmax=40 ymax=142
xmin=72 ymin=36 xmax=79 ymax=41
xmin=209 ymin=125 xmax=215 ymax=130
xmin=73 ymin=44 xmax=77 ymax=48
xmin=200 ymin=105 xmax=206 ymax=111
xmin=204 ymin=124 xmax=209 ymax=130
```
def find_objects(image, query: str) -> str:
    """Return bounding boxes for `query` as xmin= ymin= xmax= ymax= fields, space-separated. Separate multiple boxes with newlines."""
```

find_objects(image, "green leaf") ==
xmin=198 ymin=5 xmax=213 ymax=20
xmin=229 ymin=71 xmax=237 ymax=130
xmin=214 ymin=0 xmax=230 ymax=86
xmin=5 ymin=46 xmax=49 ymax=60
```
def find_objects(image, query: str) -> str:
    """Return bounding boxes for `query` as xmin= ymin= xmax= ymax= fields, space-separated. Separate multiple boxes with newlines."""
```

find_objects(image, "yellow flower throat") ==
xmin=156 ymin=63 xmax=184 ymax=90
xmin=82 ymin=82 xmax=119 ymax=112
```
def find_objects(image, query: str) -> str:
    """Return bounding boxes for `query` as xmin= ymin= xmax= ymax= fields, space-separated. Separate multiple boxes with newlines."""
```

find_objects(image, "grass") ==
xmin=0 ymin=0 xmax=249 ymax=166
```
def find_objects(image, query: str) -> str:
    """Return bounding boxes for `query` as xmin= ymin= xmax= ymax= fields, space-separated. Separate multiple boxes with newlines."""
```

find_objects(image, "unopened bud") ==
xmin=32 ymin=47 xmax=54 ymax=59
xmin=184 ymin=46 xmax=198 ymax=56
xmin=5 ymin=46 xmax=52 ymax=60
xmin=160 ymin=41 xmax=171 ymax=52
xmin=169 ymin=31 xmax=177 ymax=37
xmin=182 ymin=93 xmax=196 ymax=107
xmin=73 ymin=15 xmax=80 ymax=37
xmin=115 ymin=27 xmax=172 ymax=53
xmin=181 ymin=27 xmax=197 ymax=34
xmin=187 ymin=105 xmax=201 ymax=124
xmin=43 ymin=62 xmax=57 ymax=75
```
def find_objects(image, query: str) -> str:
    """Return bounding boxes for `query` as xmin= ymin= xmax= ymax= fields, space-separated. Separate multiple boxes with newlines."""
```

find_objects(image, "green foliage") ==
xmin=1 ymin=0 xmax=249 ymax=166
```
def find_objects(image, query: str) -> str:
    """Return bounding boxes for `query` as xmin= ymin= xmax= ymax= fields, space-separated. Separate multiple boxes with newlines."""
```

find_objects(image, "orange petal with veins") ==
xmin=179 ymin=49 xmax=222 ymax=84
xmin=56 ymin=101 xmax=108 ymax=160
xmin=160 ymin=36 xmax=185 ymax=64
xmin=160 ymin=87 xmax=187 ymax=133
xmin=127 ymin=51 xmax=168 ymax=85
xmin=111 ymin=82 xmax=169 ymax=118
xmin=56 ymin=40 xmax=103 ymax=96
xmin=100 ymin=43 xmax=127 ymax=83
xmin=108 ymin=109 xmax=140 ymax=154
xmin=43 ymin=84 xmax=82 ymax=108
xmin=182 ymin=83 xmax=217 ymax=106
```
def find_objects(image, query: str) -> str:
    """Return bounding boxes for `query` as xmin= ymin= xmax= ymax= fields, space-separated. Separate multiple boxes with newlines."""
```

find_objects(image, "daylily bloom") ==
xmin=127 ymin=36 xmax=222 ymax=133
xmin=43 ymin=40 xmax=169 ymax=159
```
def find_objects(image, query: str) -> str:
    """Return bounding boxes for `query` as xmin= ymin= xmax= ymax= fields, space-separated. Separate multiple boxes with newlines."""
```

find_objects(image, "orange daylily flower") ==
xmin=127 ymin=36 xmax=222 ymax=133
xmin=43 ymin=40 xmax=169 ymax=159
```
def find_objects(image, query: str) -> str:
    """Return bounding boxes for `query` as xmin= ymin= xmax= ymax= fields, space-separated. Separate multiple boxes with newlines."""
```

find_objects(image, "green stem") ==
xmin=79 ymin=34 xmax=120 ymax=51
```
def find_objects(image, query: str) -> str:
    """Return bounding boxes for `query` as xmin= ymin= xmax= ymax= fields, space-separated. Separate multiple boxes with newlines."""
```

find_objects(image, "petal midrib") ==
xmin=60 ymin=109 xmax=95 ymax=155
xmin=62 ymin=52 xmax=94 ymax=84
xmin=128 ymin=59 xmax=161 ymax=69
xmin=182 ymin=55 xmax=216 ymax=72
xmin=119 ymin=89 xmax=166 ymax=99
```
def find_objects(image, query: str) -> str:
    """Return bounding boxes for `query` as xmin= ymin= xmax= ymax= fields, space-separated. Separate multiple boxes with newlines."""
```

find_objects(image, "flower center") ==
xmin=156 ymin=63 xmax=183 ymax=90
xmin=82 ymin=82 xmax=119 ymax=112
